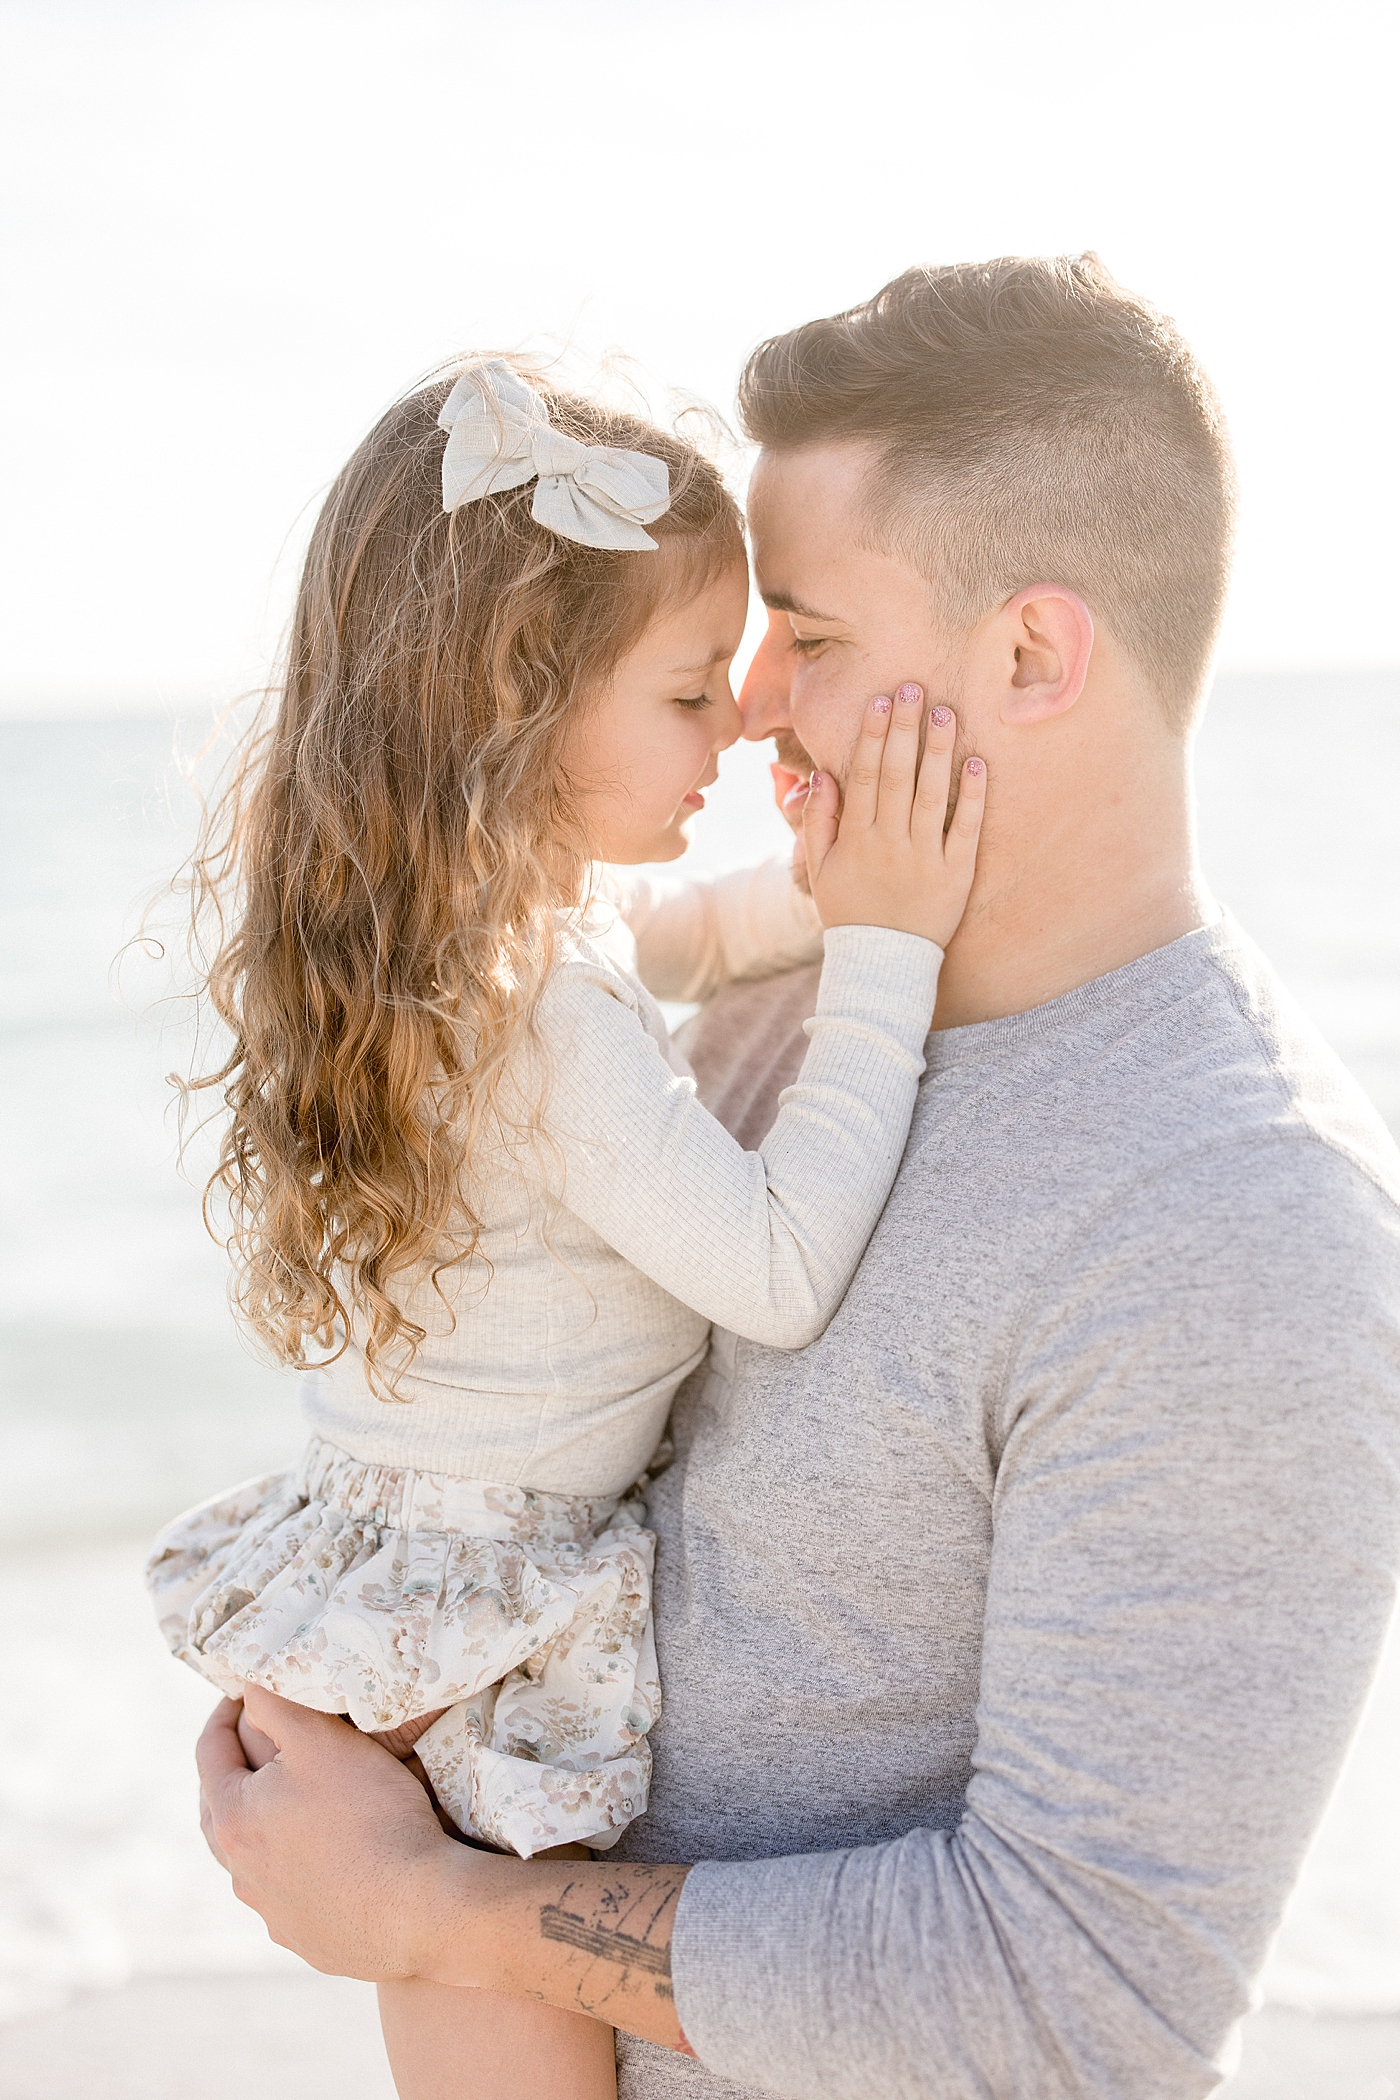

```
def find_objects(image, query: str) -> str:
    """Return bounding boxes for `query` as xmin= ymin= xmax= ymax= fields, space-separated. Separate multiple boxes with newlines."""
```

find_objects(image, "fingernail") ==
xmin=929 ymin=706 xmax=952 ymax=727
xmin=966 ymin=757 xmax=985 ymax=776
xmin=896 ymin=683 xmax=922 ymax=704
xmin=871 ymin=696 xmax=892 ymax=715
xmin=810 ymin=770 xmax=823 ymax=789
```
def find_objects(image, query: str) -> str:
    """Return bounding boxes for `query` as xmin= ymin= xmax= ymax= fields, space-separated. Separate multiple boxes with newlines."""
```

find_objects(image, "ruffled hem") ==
xmin=147 ymin=1437 xmax=659 ymax=1855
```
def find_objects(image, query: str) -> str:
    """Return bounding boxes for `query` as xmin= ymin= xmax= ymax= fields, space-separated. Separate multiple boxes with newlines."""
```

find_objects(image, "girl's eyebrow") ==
xmin=667 ymin=651 xmax=727 ymax=675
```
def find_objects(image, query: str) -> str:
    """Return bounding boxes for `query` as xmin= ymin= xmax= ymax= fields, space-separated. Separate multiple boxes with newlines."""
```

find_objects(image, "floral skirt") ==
xmin=146 ymin=1436 xmax=658 ymax=1858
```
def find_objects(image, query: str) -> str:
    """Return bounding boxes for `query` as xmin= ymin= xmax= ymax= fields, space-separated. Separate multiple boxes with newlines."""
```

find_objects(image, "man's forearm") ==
xmin=426 ymin=1848 xmax=695 ymax=2052
xmin=197 ymin=1692 xmax=699 ymax=2052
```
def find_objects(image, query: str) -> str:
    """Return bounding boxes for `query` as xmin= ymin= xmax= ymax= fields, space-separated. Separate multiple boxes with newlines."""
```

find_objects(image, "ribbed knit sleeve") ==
xmin=614 ymin=857 xmax=824 ymax=1004
xmin=529 ymin=925 xmax=939 ymax=1349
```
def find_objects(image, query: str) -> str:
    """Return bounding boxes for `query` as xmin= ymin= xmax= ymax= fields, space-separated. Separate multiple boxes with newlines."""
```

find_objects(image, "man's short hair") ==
xmin=739 ymin=255 xmax=1235 ymax=729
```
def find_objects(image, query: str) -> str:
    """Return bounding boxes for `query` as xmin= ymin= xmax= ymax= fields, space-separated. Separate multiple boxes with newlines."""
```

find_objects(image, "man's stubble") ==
xmin=775 ymin=663 xmax=969 ymax=904
xmin=779 ymin=665 xmax=969 ymax=829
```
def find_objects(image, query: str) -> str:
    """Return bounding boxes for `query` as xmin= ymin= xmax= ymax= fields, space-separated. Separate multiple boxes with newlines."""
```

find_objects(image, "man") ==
xmin=198 ymin=255 xmax=1400 ymax=2098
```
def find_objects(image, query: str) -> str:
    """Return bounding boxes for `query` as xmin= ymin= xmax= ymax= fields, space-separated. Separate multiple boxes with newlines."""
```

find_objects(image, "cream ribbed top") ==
xmin=302 ymin=859 xmax=942 ymax=1497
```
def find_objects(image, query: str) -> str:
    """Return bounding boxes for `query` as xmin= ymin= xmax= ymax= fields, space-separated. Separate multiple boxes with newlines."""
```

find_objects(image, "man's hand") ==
xmin=198 ymin=1686 xmax=693 ymax=2051
xmin=198 ymin=1688 xmax=451 ymax=1983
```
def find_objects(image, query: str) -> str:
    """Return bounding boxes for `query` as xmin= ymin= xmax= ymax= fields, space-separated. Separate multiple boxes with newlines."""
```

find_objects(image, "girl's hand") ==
xmin=803 ymin=684 xmax=986 ymax=949
xmin=771 ymin=756 xmax=813 ymax=894
xmin=771 ymin=757 xmax=810 ymax=835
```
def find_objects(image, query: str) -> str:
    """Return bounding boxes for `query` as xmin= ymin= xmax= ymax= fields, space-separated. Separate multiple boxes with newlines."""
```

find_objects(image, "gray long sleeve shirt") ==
xmin=614 ymin=918 xmax=1400 ymax=2100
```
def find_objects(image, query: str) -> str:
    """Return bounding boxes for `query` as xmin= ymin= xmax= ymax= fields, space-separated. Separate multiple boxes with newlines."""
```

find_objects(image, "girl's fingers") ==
xmin=873 ymin=681 xmax=924 ymax=828
xmin=912 ymin=703 xmax=958 ymax=839
xmin=943 ymin=756 xmax=988 ymax=870
xmin=801 ymin=768 xmax=841 ymax=885
xmin=771 ymin=761 xmax=808 ymax=838
xmin=841 ymin=695 xmax=896 ymax=830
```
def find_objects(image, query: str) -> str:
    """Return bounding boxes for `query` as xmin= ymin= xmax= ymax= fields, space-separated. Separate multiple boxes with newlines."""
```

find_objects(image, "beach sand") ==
xmin=0 ymin=1974 xmax=395 ymax=2098
xmin=0 ymin=1974 xmax=1395 ymax=2098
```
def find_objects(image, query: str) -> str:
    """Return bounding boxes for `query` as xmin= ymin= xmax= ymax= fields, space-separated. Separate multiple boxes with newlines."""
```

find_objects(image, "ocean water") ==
xmin=1 ymin=672 xmax=1398 ymax=2023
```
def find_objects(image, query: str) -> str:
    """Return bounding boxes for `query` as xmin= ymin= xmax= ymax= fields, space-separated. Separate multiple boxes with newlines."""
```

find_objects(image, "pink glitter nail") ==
xmin=896 ymin=682 xmax=923 ymax=704
xmin=871 ymin=696 xmax=893 ymax=714
xmin=966 ymin=757 xmax=985 ymax=776
xmin=929 ymin=706 xmax=952 ymax=726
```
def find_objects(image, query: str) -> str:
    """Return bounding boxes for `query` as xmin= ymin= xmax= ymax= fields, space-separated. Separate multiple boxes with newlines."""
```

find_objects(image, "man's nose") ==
xmin=737 ymin=613 xmax=794 ymax=741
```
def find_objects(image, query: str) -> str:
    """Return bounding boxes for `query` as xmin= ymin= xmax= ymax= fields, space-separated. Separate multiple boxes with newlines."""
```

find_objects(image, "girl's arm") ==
xmin=535 ymin=695 xmax=987 ymax=1349
xmin=540 ymin=923 xmax=941 ymax=1348
xmin=611 ymin=856 xmax=823 ymax=1005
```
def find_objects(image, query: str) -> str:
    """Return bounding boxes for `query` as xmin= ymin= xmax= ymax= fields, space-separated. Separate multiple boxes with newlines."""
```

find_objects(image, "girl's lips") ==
xmin=682 ymin=790 xmax=706 ymax=810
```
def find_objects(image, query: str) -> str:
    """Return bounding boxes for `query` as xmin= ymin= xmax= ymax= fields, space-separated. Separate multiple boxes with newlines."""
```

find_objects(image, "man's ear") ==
xmin=995 ymin=586 xmax=1094 ymax=726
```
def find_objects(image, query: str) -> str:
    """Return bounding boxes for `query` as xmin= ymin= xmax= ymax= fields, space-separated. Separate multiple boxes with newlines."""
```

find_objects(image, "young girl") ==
xmin=148 ymin=358 xmax=986 ymax=2098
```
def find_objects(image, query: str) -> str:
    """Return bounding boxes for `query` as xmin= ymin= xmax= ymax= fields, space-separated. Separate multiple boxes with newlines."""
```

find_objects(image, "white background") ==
xmin=1 ymin=0 xmax=1396 ymax=715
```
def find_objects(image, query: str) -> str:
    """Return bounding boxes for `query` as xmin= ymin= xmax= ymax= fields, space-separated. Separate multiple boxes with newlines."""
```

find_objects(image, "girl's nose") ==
xmin=711 ymin=688 xmax=743 ymax=752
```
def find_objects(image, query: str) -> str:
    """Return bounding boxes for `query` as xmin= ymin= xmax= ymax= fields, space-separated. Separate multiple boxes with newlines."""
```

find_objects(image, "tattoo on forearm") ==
xmin=540 ymin=1905 xmax=671 ymax=1976
xmin=538 ymin=1869 xmax=686 ymax=2012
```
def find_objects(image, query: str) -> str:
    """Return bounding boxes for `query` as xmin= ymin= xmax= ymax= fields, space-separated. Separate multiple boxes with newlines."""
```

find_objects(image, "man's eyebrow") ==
xmin=761 ymin=590 xmax=842 ymax=621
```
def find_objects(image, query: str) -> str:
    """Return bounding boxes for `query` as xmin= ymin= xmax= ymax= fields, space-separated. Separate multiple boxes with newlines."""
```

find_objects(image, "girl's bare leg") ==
xmin=376 ymin=1799 xmax=616 ymax=2100
xmin=377 ymin=1978 xmax=616 ymax=2100
xmin=231 ymin=1701 xmax=615 ymax=2098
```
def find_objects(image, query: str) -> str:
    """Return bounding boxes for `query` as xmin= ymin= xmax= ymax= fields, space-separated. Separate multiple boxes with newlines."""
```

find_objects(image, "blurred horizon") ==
xmin=6 ymin=658 xmax=1400 ymax=726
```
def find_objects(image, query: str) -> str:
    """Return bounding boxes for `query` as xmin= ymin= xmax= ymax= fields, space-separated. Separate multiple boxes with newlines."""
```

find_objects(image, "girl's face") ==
xmin=567 ymin=560 xmax=748 ymax=865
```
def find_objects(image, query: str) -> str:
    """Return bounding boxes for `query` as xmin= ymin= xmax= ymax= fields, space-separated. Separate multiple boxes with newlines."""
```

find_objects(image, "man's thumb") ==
xmin=196 ymin=1695 xmax=256 ymax=1807
xmin=242 ymin=1682 xmax=361 ymax=1760
xmin=240 ymin=1681 xmax=302 ymax=1750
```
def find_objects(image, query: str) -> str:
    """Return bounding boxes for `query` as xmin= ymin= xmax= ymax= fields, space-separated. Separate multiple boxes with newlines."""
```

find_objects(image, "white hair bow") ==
xmin=437 ymin=361 xmax=671 ymax=551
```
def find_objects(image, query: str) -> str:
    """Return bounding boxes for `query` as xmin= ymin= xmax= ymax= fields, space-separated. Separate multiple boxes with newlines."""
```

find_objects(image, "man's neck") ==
xmin=930 ymin=742 xmax=1215 ymax=1031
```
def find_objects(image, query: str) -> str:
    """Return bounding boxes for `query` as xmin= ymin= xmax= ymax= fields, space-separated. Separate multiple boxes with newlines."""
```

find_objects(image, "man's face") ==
xmin=740 ymin=443 xmax=964 ymax=785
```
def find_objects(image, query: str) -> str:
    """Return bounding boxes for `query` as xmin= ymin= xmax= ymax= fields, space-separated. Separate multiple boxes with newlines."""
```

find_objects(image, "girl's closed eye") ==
xmin=674 ymin=692 xmax=714 ymax=712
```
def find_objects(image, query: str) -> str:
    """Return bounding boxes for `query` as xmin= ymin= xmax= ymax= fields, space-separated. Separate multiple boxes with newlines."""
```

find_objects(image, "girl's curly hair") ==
xmin=183 ymin=360 xmax=744 ymax=1393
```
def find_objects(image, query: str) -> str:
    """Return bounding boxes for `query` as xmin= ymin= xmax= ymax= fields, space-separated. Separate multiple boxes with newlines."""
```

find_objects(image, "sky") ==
xmin=1 ymin=0 xmax=1396 ymax=717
